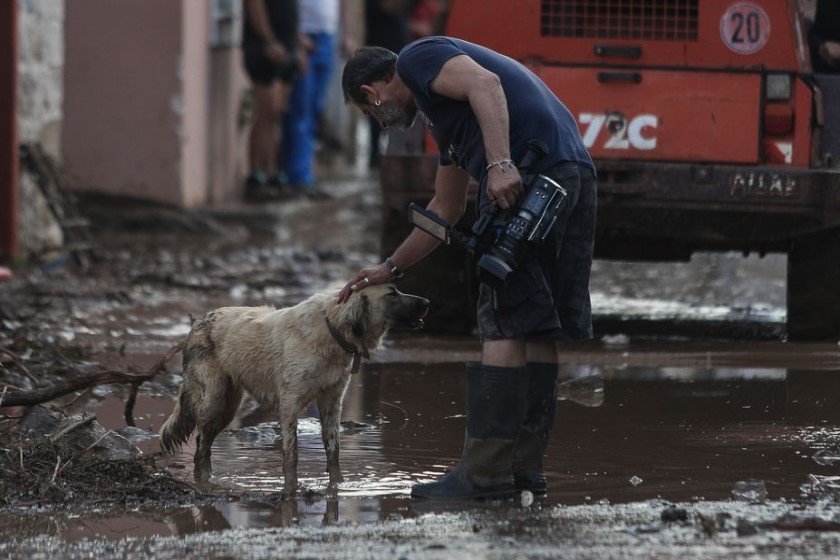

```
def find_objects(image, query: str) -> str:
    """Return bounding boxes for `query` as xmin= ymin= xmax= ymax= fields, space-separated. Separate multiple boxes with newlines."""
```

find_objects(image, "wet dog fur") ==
xmin=159 ymin=284 xmax=429 ymax=492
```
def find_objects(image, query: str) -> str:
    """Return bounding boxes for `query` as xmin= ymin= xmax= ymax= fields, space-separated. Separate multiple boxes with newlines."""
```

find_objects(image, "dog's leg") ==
xmin=279 ymin=497 xmax=299 ymax=526
xmin=193 ymin=375 xmax=240 ymax=482
xmin=194 ymin=431 xmax=210 ymax=482
xmin=317 ymin=380 xmax=349 ymax=487
xmin=279 ymin=414 xmax=299 ymax=494
xmin=323 ymin=498 xmax=339 ymax=525
xmin=195 ymin=419 xmax=226 ymax=482
xmin=195 ymin=401 xmax=238 ymax=482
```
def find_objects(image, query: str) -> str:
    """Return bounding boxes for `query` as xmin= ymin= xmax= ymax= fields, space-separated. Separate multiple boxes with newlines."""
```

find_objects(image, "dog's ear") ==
xmin=347 ymin=293 xmax=370 ymax=342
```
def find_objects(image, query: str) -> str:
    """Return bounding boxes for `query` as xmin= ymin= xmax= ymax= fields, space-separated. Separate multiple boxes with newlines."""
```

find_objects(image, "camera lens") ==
xmin=477 ymin=254 xmax=514 ymax=288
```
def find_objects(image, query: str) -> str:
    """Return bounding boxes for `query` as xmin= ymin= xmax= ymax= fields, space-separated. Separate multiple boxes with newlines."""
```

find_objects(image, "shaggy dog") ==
xmin=160 ymin=284 xmax=429 ymax=492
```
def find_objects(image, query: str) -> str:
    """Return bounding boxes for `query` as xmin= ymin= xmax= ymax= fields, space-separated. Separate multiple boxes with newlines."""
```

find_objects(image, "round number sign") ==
xmin=720 ymin=2 xmax=771 ymax=54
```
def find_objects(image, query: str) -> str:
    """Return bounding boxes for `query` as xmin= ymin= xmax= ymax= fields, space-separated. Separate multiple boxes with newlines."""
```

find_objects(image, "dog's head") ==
xmin=331 ymin=284 xmax=430 ymax=349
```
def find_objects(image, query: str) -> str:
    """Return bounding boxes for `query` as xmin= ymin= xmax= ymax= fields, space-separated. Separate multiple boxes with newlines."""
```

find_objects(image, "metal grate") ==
xmin=541 ymin=0 xmax=699 ymax=42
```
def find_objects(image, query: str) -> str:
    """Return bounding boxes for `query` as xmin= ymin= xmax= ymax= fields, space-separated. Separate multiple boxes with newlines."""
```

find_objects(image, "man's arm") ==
xmin=340 ymin=0 xmax=358 ymax=57
xmin=244 ymin=0 xmax=276 ymax=43
xmin=429 ymin=54 xmax=523 ymax=209
xmin=821 ymin=41 xmax=840 ymax=67
xmin=390 ymin=163 xmax=470 ymax=269
xmin=337 ymin=164 xmax=469 ymax=302
xmin=244 ymin=0 xmax=288 ymax=65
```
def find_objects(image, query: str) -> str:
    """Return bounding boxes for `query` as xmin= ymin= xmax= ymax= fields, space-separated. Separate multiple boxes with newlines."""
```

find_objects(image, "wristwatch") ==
xmin=385 ymin=257 xmax=403 ymax=279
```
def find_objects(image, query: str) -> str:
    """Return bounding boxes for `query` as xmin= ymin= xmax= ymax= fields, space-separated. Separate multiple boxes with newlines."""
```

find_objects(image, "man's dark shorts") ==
xmin=476 ymin=162 xmax=597 ymax=342
xmin=243 ymin=44 xmax=298 ymax=86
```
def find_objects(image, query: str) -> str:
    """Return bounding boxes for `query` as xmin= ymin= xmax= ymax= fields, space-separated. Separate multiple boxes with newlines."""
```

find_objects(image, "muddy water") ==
xmin=4 ymin=174 xmax=840 ymax=555
xmin=8 ymin=340 xmax=839 ymax=542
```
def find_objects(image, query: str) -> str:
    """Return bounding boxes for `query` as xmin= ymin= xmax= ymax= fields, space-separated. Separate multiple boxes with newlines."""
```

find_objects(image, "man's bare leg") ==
xmin=248 ymin=82 xmax=284 ymax=175
xmin=274 ymin=81 xmax=291 ymax=175
xmin=526 ymin=341 xmax=558 ymax=365
xmin=482 ymin=339 xmax=559 ymax=366
xmin=482 ymin=339 xmax=526 ymax=367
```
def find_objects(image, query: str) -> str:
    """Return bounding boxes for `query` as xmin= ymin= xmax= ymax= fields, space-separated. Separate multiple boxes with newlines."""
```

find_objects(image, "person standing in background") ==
xmin=242 ymin=0 xmax=302 ymax=201
xmin=808 ymin=0 xmax=840 ymax=72
xmin=364 ymin=0 xmax=412 ymax=169
xmin=407 ymin=0 xmax=445 ymax=41
xmin=282 ymin=0 xmax=357 ymax=198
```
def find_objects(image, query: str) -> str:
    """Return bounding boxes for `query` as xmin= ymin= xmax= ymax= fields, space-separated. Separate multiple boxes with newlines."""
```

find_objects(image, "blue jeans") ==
xmin=282 ymin=33 xmax=335 ymax=187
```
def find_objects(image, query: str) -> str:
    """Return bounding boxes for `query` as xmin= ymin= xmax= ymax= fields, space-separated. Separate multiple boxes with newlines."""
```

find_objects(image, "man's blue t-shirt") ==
xmin=396 ymin=36 xmax=595 ymax=182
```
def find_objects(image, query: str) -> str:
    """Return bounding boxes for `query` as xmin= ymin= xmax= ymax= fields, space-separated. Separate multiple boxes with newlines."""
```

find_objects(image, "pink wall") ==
xmin=181 ymin=1 xmax=210 ymax=207
xmin=208 ymin=49 xmax=250 ymax=204
xmin=63 ymin=0 xmax=211 ymax=207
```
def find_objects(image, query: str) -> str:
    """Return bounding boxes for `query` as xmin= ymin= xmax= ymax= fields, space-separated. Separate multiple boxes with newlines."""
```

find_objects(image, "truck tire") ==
xmin=787 ymin=226 xmax=840 ymax=341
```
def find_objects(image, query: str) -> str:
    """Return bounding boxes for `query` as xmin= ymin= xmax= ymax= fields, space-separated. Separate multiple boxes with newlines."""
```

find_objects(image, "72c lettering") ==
xmin=579 ymin=113 xmax=659 ymax=151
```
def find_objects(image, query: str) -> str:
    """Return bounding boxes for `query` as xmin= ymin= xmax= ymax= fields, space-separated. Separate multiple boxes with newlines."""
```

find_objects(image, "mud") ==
xmin=6 ymin=500 xmax=840 ymax=559
xmin=2 ymin=172 xmax=840 ymax=558
xmin=0 ymin=429 xmax=202 ymax=509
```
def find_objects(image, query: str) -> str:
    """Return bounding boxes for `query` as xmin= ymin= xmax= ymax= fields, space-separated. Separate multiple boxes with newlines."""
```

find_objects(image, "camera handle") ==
xmin=474 ymin=139 xmax=549 ymax=233
xmin=519 ymin=140 xmax=549 ymax=174
xmin=408 ymin=140 xmax=551 ymax=256
xmin=477 ymin=140 xmax=548 ymax=214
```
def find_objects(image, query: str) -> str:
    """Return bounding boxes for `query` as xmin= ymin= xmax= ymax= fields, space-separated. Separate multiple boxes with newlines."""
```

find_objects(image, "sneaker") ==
xmin=267 ymin=171 xmax=296 ymax=199
xmin=267 ymin=171 xmax=288 ymax=188
xmin=244 ymin=171 xmax=277 ymax=202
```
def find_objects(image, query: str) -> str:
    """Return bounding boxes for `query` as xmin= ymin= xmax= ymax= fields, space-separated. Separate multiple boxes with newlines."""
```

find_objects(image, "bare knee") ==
xmin=482 ymin=339 xmax=527 ymax=367
xmin=253 ymin=84 xmax=284 ymax=124
xmin=526 ymin=341 xmax=558 ymax=364
xmin=269 ymin=97 xmax=286 ymax=121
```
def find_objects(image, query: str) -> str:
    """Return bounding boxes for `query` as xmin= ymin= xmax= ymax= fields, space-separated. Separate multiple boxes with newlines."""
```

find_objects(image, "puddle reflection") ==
xmin=7 ymin=354 xmax=840 ymax=541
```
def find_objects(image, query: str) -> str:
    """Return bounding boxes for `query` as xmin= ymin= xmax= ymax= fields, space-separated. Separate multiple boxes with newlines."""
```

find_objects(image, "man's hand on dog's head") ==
xmin=337 ymin=264 xmax=393 ymax=303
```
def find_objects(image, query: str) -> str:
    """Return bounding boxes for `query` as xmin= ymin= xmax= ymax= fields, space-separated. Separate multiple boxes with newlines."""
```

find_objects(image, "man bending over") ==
xmin=339 ymin=37 xmax=597 ymax=500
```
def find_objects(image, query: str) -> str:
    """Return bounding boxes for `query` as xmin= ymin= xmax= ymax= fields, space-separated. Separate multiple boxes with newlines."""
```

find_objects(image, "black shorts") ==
xmin=243 ymin=43 xmax=298 ymax=86
xmin=476 ymin=162 xmax=597 ymax=342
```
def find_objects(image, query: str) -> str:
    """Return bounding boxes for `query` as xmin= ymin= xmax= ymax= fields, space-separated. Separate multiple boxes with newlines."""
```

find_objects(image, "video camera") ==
xmin=409 ymin=140 xmax=569 ymax=289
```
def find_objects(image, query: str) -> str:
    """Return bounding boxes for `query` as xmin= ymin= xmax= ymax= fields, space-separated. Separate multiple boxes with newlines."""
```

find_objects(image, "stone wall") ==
xmin=62 ymin=0 xmax=208 ymax=207
xmin=799 ymin=0 xmax=816 ymax=21
xmin=17 ymin=0 xmax=64 ymax=260
xmin=18 ymin=0 xmax=64 ymax=154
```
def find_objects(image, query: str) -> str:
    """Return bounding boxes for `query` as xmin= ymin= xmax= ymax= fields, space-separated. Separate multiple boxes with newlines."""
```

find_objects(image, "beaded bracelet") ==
xmin=385 ymin=257 xmax=403 ymax=279
xmin=486 ymin=158 xmax=515 ymax=172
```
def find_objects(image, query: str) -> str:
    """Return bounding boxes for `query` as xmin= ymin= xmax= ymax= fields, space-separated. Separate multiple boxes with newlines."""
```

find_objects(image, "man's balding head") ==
xmin=342 ymin=47 xmax=399 ymax=105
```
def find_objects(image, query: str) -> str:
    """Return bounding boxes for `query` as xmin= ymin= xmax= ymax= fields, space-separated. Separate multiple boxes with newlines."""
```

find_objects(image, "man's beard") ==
xmin=376 ymin=100 xmax=417 ymax=130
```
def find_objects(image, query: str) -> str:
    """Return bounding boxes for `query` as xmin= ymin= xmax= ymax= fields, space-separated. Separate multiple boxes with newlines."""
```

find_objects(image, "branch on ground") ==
xmin=0 ymin=341 xmax=185 ymax=426
xmin=124 ymin=340 xmax=185 ymax=426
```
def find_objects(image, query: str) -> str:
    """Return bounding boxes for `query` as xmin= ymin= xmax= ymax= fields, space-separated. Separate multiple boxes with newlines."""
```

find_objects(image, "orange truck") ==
xmin=380 ymin=0 xmax=840 ymax=339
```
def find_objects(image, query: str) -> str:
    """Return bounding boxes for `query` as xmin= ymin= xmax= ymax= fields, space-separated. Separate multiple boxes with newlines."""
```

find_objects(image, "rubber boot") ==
xmin=512 ymin=362 xmax=558 ymax=494
xmin=411 ymin=363 xmax=528 ymax=500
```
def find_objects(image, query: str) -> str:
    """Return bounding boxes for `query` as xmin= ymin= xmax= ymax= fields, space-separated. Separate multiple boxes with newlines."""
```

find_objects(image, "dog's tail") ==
xmin=159 ymin=385 xmax=196 ymax=452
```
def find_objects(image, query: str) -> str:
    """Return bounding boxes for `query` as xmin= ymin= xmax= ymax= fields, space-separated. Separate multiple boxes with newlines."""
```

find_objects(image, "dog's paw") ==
xmin=281 ymin=485 xmax=299 ymax=500
xmin=193 ymin=468 xmax=212 ymax=483
xmin=301 ymin=487 xmax=325 ymax=503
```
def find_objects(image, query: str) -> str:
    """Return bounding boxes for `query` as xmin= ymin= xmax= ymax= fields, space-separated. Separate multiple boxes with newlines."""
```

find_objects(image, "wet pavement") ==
xmin=7 ymin=499 xmax=840 ymax=559
xmin=2 ymin=172 xmax=840 ymax=558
